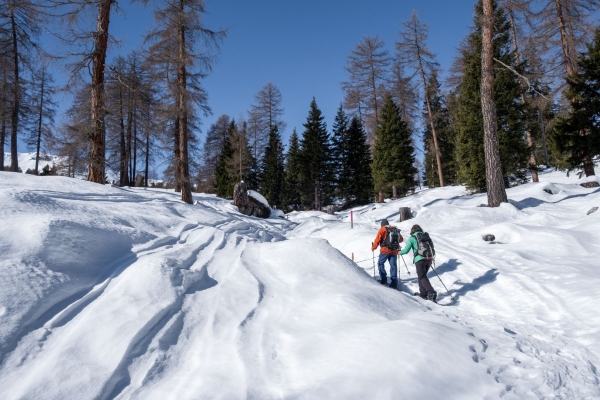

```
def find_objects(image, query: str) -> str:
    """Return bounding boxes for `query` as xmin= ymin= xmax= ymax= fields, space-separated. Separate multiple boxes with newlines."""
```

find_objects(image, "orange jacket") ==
xmin=372 ymin=226 xmax=403 ymax=255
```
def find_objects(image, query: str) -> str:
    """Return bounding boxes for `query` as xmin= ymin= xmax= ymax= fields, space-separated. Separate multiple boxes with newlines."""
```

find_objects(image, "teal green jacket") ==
xmin=399 ymin=232 xmax=425 ymax=263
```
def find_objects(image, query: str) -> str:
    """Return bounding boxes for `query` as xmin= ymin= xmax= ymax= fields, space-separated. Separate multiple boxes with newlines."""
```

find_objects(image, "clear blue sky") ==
xmin=45 ymin=0 xmax=477 ymax=160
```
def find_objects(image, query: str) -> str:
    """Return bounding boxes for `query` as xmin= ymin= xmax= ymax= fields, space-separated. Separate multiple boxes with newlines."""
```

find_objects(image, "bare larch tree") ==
xmin=396 ymin=12 xmax=445 ymax=186
xmin=342 ymin=35 xmax=391 ymax=144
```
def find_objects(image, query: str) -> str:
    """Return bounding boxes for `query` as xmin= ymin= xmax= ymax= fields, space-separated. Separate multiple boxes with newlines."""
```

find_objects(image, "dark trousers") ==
xmin=416 ymin=259 xmax=436 ymax=298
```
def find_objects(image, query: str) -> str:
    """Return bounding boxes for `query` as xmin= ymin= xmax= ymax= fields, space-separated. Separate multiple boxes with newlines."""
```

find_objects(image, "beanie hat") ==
xmin=410 ymin=224 xmax=422 ymax=235
xmin=381 ymin=219 xmax=389 ymax=227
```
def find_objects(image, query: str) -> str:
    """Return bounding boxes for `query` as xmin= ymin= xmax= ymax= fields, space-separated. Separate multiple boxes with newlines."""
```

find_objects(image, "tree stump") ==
xmin=581 ymin=181 xmax=600 ymax=188
xmin=233 ymin=182 xmax=271 ymax=218
xmin=399 ymin=207 xmax=412 ymax=222
xmin=483 ymin=234 xmax=495 ymax=242
xmin=326 ymin=205 xmax=334 ymax=214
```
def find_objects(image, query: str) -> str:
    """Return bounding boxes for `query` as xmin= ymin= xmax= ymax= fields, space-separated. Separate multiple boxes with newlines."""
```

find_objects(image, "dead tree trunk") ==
xmin=399 ymin=207 xmax=412 ymax=222
xmin=87 ymin=0 xmax=113 ymax=183
xmin=482 ymin=0 xmax=508 ymax=207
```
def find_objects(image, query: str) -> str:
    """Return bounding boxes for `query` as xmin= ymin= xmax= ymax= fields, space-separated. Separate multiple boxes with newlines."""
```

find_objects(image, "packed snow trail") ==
xmin=1 ymin=169 xmax=600 ymax=399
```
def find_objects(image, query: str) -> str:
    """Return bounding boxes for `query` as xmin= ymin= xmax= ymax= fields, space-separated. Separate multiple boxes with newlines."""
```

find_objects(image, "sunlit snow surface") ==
xmin=1 ymin=168 xmax=599 ymax=399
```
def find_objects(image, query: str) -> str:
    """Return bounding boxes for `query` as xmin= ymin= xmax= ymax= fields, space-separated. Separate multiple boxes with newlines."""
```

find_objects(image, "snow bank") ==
xmin=1 ymin=168 xmax=600 ymax=399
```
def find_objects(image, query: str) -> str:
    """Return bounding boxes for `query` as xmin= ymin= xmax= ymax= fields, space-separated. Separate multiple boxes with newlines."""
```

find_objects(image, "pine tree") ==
xmin=552 ymin=29 xmax=600 ymax=177
xmin=423 ymin=71 xmax=455 ymax=187
xmin=214 ymin=122 xmax=236 ymax=198
xmin=330 ymin=105 xmax=350 ymax=200
xmin=345 ymin=116 xmax=373 ymax=206
xmin=283 ymin=129 xmax=302 ymax=210
xmin=298 ymin=98 xmax=333 ymax=210
xmin=260 ymin=125 xmax=285 ymax=208
xmin=452 ymin=1 xmax=529 ymax=193
xmin=372 ymin=94 xmax=416 ymax=201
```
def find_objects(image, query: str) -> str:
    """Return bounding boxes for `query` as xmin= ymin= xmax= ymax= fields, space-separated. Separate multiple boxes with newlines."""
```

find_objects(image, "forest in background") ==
xmin=1 ymin=0 xmax=599 ymax=210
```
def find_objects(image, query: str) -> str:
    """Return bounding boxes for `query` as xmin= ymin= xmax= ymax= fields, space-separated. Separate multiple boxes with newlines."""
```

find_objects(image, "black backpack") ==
xmin=415 ymin=232 xmax=435 ymax=259
xmin=383 ymin=226 xmax=401 ymax=250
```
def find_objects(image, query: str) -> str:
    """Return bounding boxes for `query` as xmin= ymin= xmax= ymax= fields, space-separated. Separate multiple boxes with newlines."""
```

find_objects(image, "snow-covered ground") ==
xmin=1 ymin=168 xmax=599 ymax=399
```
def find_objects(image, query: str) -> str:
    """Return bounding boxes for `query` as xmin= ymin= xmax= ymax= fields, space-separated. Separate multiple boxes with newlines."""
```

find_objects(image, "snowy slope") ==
xmin=3 ymin=152 xmax=63 ymax=173
xmin=0 ymin=169 xmax=599 ymax=399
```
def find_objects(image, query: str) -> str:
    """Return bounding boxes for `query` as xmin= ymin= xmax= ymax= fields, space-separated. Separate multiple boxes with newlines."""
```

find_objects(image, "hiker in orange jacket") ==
xmin=371 ymin=218 xmax=404 ymax=289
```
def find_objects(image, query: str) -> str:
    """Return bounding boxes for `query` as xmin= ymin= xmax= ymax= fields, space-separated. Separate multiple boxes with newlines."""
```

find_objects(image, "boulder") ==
xmin=580 ymin=181 xmax=600 ymax=188
xmin=233 ymin=182 xmax=271 ymax=218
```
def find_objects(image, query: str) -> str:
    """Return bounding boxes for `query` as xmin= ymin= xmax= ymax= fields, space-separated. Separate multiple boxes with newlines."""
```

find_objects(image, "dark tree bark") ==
xmin=34 ymin=68 xmax=46 ymax=175
xmin=399 ymin=207 xmax=412 ymax=222
xmin=87 ymin=0 xmax=114 ymax=183
xmin=119 ymin=84 xmax=129 ymax=186
xmin=177 ymin=0 xmax=193 ymax=204
xmin=10 ymin=9 xmax=20 ymax=172
xmin=482 ymin=0 xmax=508 ymax=207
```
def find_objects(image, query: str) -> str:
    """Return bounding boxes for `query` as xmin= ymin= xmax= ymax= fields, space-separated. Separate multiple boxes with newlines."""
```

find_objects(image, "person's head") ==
xmin=410 ymin=224 xmax=422 ymax=235
xmin=381 ymin=218 xmax=389 ymax=227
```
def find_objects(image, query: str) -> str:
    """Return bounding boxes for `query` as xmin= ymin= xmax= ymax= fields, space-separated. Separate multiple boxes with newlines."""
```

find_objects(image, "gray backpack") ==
xmin=415 ymin=232 xmax=435 ymax=259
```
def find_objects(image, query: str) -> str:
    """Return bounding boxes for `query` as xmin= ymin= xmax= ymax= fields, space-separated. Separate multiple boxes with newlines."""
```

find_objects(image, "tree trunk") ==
xmin=177 ymin=0 xmax=193 ymax=204
xmin=35 ymin=70 xmax=45 ymax=175
xmin=392 ymin=185 xmax=397 ymax=199
xmin=481 ymin=0 xmax=508 ymax=207
xmin=0 ymin=69 xmax=5 ymax=171
xmin=126 ymin=106 xmax=133 ymax=185
xmin=554 ymin=0 xmax=577 ymax=77
xmin=10 ymin=9 xmax=20 ymax=173
xmin=378 ymin=190 xmax=384 ymax=203
xmin=399 ymin=207 xmax=412 ymax=222
xmin=133 ymin=114 xmax=138 ymax=185
xmin=119 ymin=86 xmax=128 ymax=186
xmin=144 ymin=103 xmax=150 ymax=188
xmin=88 ymin=0 xmax=113 ymax=183
xmin=173 ymin=116 xmax=181 ymax=192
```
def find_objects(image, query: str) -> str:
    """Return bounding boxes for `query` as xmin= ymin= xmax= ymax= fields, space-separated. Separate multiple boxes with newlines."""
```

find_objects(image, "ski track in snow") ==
xmin=0 ymin=169 xmax=600 ymax=399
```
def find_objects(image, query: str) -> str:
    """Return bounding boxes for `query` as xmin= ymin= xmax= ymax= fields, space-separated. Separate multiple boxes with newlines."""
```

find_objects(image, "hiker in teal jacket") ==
xmin=400 ymin=224 xmax=437 ymax=302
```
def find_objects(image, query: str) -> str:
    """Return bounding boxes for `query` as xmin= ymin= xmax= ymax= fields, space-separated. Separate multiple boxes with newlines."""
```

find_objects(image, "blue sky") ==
xmin=45 ymin=0 xmax=477 ymax=161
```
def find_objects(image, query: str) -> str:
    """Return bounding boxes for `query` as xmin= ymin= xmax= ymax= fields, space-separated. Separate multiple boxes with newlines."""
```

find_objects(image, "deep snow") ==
xmin=1 ymin=167 xmax=599 ymax=399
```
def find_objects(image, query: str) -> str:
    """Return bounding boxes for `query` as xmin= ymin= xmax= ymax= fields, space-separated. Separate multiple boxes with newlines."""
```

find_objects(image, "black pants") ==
xmin=416 ymin=259 xmax=436 ymax=298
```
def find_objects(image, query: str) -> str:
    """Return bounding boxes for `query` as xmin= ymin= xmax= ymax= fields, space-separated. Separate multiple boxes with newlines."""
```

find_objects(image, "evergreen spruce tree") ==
xmin=260 ymin=125 xmax=286 ymax=208
xmin=330 ymin=105 xmax=350 ymax=200
xmin=298 ymin=98 xmax=333 ymax=209
xmin=345 ymin=116 xmax=373 ymax=206
xmin=372 ymin=94 xmax=417 ymax=200
xmin=214 ymin=121 xmax=236 ymax=198
xmin=423 ymin=71 xmax=456 ymax=187
xmin=283 ymin=129 xmax=302 ymax=210
xmin=452 ymin=1 xmax=529 ymax=193
xmin=551 ymin=29 xmax=600 ymax=177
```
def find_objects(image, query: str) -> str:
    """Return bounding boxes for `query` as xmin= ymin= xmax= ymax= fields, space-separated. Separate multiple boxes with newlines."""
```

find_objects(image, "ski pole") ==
xmin=430 ymin=259 xmax=455 ymax=302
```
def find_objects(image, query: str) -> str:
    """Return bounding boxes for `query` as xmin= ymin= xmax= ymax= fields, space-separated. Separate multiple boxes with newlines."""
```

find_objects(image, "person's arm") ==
xmin=399 ymin=236 xmax=413 ymax=255
xmin=371 ymin=228 xmax=383 ymax=251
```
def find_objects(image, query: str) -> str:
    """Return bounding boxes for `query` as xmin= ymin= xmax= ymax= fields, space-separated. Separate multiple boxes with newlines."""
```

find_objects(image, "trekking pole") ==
xmin=430 ymin=259 xmax=456 ymax=302
xmin=399 ymin=248 xmax=410 ymax=275
xmin=372 ymin=243 xmax=375 ymax=278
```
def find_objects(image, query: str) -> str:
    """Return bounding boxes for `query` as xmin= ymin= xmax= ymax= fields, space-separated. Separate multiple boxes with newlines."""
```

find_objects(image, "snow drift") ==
xmin=1 ymin=168 xmax=600 ymax=399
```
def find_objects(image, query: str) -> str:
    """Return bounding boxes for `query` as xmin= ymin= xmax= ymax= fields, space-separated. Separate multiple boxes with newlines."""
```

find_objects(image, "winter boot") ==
xmin=379 ymin=276 xmax=387 ymax=285
xmin=427 ymin=292 xmax=438 ymax=303
xmin=389 ymin=278 xmax=398 ymax=290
